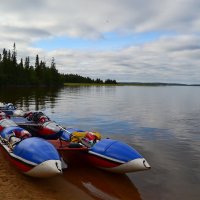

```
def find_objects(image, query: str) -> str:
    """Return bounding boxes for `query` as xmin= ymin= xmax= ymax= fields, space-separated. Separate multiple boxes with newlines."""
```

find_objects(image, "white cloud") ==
xmin=1 ymin=0 xmax=200 ymax=39
xmin=0 ymin=0 xmax=200 ymax=83
xmin=39 ymin=34 xmax=199 ymax=83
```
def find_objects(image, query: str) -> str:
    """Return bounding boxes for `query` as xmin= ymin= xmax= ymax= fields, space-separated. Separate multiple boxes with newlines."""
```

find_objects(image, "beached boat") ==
xmin=11 ymin=111 xmax=151 ymax=173
xmin=0 ymin=115 xmax=63 ymax=178
xmin=49 ymin=132 xmax=151 ymax=173
xmin=12 ymin=111 xmax=70 ymax=141
xmin=1 ymin=104 xmax=151 ymax=173
xmin=0 ymin=102 xmax=16 ymax=115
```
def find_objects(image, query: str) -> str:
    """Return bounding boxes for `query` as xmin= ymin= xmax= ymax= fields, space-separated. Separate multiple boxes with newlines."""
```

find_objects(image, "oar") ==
xmin=55 ymin=123 xmax=72 ymax=134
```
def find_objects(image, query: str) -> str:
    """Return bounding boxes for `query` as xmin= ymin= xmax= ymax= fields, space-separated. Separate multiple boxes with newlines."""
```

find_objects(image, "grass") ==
xmin=64 ymin=82 xmax=169 ymax=87
xmin=64 ymin=82 xmax=198 ymax=87
xmin=64 ymin=83 xmax=118 ymax=86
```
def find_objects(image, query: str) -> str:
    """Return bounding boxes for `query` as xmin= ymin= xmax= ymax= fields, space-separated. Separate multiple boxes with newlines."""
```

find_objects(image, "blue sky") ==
xmin=33 ymin=32 xmax=164 ymax=51
xmin=1 ymin=0 xmax=200 ymax=83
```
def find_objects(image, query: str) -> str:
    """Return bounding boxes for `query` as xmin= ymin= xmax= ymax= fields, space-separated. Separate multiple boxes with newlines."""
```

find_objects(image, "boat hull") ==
xmin=10 ymin=114 xmax=151 ymax=173
xmin=0 ymin=134 xmax=62 ymax=177
xmin=48 ymin=139 xmax=88 ymax=166
xmin=48 ymin=138 xmax=150 ymax=173
xmin=0 ymin=140 xmax=35 ymax=172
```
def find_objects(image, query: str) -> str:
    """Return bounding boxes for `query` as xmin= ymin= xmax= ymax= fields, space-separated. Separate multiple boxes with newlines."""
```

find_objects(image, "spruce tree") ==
xmin=12 ymin=42 xmax=17 ymax=66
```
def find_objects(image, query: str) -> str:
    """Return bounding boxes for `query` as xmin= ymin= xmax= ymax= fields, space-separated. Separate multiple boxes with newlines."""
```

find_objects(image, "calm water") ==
xmin=0 ymin=86 xmax=200 ymax=200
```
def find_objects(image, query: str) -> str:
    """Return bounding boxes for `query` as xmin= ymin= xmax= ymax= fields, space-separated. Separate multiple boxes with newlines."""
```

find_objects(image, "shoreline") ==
xmin=64 ymin=82 xmax=200 ymax=86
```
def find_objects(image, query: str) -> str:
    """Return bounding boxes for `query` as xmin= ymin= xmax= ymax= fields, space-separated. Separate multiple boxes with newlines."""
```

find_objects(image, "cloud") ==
xmin=1 ymin=0 xmax=200 ymax=39
xmin=39 ymin=34 xmax=199 ymax=84
xmin=0 ymin=0 xmax=200 ymax=83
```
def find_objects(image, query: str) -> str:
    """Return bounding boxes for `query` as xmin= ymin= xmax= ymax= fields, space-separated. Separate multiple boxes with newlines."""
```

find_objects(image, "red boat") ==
xmin=12 ymin=111 xmax=151 ymax=173
xmin=0 ymin=113 xmax=62 ymax=178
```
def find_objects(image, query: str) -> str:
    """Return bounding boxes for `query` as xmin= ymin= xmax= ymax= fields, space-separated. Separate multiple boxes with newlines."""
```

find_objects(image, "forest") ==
xmin=0 ymin=44 xmax=117 ymax=87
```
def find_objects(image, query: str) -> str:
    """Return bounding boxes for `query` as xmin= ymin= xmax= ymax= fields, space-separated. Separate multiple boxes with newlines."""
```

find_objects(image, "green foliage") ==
xmin=0 ymin=43 xmax=117 ymax=87
xmin=0 ymin=45 xmax=63 ymax=87
xmin=105 ymin=79 xmax=117 ymax=84
xmin=62 ymin=74 xmax=95 ymax=83
xmin=62 ymin=74 xmax=117 ymax=84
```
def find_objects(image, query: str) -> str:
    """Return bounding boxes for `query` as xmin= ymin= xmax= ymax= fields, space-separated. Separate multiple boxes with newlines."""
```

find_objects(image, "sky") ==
xmin=1 ymin=0 xmax=200 ymax=84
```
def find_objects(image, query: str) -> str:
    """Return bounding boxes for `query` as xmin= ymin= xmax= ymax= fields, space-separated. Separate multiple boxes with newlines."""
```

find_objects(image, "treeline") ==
xmin=62 ymin=74 xmax=117 ymax=84
xmin=0 ymin=44 xmax=117 ymax=87
xmin=0 ymin=44 xmax=62 ymax=86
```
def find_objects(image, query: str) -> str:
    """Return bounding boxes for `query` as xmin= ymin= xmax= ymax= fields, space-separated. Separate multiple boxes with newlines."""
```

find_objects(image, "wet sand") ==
xmin=0 ymin=153 xmax=91 ymax=200
xmin=0 ymin=153 xmax=141 ymax=200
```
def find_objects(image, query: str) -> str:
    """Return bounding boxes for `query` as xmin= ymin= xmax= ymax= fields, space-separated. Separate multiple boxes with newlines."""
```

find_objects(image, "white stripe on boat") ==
xmin=88 ymin=151 xmax=125 ymax=164
xmin=102 ymin=158 xmax=151 ymax=173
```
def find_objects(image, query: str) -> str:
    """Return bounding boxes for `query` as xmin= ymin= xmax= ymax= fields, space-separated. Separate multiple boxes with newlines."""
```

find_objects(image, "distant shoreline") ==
xmin=118 ymin=82 xmax=200 ymax=86
xmin=64 ymin=82 xmax=200 ymax=86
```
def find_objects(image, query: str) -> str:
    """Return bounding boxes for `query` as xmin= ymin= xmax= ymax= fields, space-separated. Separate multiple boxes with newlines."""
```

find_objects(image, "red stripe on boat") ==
xmin=9 ymin=156 xmax=34 ymax=172
xmin=0 ymin=145 xmax=34 ymax=173
xmin=87 ymin=154 xmax=121 ymax=168
xmin=38 ymin=128 xmax=56 ymax=135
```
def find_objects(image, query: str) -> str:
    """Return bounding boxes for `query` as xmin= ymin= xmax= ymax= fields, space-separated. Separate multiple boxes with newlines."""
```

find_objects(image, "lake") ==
xmin=0 ymin=86 xmax=199 ymax=200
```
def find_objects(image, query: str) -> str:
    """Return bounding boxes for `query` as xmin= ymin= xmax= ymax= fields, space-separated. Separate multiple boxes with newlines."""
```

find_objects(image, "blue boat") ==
xmin=0 ymin=102 xmax=17 ymax=115
xmin=0 ymin=117 xmax=63 ymax=177
xmin=64 ymin=128 xmax=151 ymax=173
xmin=1 ymin=105 xmax=151 ymax=173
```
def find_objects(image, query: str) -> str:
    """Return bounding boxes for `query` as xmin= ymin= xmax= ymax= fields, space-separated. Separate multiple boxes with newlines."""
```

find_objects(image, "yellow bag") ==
xmin=70 ymin=131 xmax=101 ymax=143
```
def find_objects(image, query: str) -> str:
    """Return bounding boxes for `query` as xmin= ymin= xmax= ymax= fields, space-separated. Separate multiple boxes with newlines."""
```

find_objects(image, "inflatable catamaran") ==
xmin=11 ymin=111 xmax=151 ymax=173
xmin=1 ymin=103 xmax=151 ymax=173
xmin=0 ymin=112 xmax=63 ymax=178
xmin=0 ymin=102 xmax=16 ymax=115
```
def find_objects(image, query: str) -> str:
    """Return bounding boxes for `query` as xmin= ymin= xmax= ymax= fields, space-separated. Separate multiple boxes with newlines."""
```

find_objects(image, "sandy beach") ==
xmin=0 ymin=153 xmax=95 ymax=200
xmin=0 ymin=152 xmax=141 ymax=200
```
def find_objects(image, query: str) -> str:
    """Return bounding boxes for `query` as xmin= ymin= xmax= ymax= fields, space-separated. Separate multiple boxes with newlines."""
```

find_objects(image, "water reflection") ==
xmin=22 ymin=166 xmax=141 ymax=200
xmin=0 ymin=87 xmax=62 ymax=111
xmin=1 ymin=86 xmax=200 ymax=200
xmin=63 ymin=166 xmax=141 ymax=200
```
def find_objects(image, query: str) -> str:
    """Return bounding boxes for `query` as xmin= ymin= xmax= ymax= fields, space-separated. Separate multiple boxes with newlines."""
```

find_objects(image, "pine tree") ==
xmin=51 ymin=57 xmax=56 ymax=71
xmin=35 ymin=54 xmax=39 ymax=69
xmin=25 ymin=57 xmax=30 ymax=69
xmin=19 ymin=58 xmax=23 ymax=68
xmin=12 ymin=42 xmax=17 ymax=66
